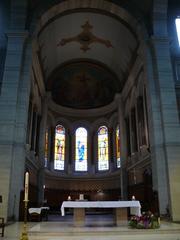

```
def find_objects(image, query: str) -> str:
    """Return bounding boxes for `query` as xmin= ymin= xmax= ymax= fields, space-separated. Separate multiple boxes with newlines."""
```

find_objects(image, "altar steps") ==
xmin=28 ymin=221 xmax=180 ymax=239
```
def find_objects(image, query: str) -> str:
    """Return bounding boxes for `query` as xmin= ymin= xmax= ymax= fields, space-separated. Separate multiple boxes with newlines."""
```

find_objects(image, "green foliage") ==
xmin=129 ymin=211 xmax=160 ymax=229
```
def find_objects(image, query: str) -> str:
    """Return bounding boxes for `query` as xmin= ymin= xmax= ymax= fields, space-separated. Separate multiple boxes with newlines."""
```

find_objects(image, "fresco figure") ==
xmin=100 ymin=139 xmax=106 ymax=160
xmin=78 ymin=141 xmax=85 ymax=161
xmin=57 ymin=139 xmax=64 ymax=160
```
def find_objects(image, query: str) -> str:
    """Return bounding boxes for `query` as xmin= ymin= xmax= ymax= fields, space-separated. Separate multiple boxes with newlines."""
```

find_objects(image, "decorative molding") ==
xmin=45 ymin=167 xmax=121 ymax=180
xmin=36 ymin=0 xmax=139 ymax=40
xmin=47 ymin=94 xmax=118 ymax=118
xmin=6 ymin=30 xmax=29 ymax=39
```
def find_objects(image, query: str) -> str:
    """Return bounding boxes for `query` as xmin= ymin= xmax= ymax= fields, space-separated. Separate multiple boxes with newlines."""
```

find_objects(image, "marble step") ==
xmin=28 ymin=222 xmax=180 ymax=237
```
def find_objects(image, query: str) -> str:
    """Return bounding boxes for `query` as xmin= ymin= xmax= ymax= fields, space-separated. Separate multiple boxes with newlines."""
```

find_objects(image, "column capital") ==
xmin=152 ymin=0 xmax=168 ymax=36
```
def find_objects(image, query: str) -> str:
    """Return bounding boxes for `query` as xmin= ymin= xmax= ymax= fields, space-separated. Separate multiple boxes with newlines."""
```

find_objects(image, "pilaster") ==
xmin=144 ymin=0 xmax=180 ymax=220
xmin=0 ymin=29 xmax=31 ymax=220
xmin=108 ymin=127 xmax=114 ymax=171
xmin=117 ymin=95 xmax=128 ymax=200
xmin=150 ymin=35 xmax=180 ymax=220
xmin=37 ymin=98 xmax=48 ymax=204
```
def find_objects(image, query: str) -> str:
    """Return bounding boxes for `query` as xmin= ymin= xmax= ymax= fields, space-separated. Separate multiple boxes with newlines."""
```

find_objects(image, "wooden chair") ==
xmin=28 ymin=208 xmax=42 ymax=222
xmin=0 ymin=217 xmax=5 ymax=237
xmin=29 ymin=212 xmax=41 ymax=222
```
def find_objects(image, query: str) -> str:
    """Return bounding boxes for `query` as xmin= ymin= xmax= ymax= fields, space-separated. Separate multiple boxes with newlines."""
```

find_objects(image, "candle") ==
xmin=132 ymin=195 xmax=135 ymax=200
xmin=24 ymin=172 xmax=29 ymax=201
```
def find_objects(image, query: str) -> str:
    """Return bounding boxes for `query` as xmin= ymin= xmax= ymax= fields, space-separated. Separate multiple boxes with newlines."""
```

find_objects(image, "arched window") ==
xmin=98 ymin=126 xmax=109 ymax=171
xmin=75 ymin=127 xmax=87 ymax=171
xmin=116 ymin=125 xmax=121 ymax=168
xmin=44 ymin=128 xmax=49 ymax=167
xmin=175 ymin=18 xmax=180 ymax=46
xmin=54 ymin=125 xmax=65 ymax=170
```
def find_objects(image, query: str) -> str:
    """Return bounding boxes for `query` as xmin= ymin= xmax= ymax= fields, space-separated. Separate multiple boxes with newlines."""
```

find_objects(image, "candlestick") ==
xmin=20 ymin=201 xmax=28 ymax=240
xmin=20 ymin=172 xmax=29 ymax=240
xmin=24 ymin=172 xmax=29 ymax=201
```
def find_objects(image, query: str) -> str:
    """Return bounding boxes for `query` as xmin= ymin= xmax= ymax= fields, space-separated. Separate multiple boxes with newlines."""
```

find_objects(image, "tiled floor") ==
xmin=1 ymin=215 xmax=180 ymax=240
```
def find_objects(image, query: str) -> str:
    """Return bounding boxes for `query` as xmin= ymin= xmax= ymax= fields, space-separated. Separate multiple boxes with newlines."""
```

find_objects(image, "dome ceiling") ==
xmin=37 ymin=10 xmax=139 ymax=108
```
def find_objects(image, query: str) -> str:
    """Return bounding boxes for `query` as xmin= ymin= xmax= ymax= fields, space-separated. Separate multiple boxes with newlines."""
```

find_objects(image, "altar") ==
xmin=61 ymin=201 xmax=141 ymax=226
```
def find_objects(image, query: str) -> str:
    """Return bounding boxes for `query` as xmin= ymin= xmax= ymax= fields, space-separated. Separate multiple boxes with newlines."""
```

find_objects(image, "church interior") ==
xmin=0 ymin=0 xmax=180 ymax=239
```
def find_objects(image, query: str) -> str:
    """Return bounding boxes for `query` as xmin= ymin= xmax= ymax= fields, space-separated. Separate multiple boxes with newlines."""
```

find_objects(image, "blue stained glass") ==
xmin=75 ymin=127 xmax=87 ymax=171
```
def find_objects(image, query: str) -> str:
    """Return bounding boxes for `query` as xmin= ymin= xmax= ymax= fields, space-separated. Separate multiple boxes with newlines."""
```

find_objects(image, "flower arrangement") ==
xmin=129 ymin=211 xmax=160 ymax=229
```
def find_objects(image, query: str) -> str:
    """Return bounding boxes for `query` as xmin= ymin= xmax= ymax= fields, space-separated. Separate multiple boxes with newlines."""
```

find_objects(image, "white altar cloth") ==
xmin=61 ymin=201 xmax=141 ymax=216
xmin=28 ymin=207 xmax=50 ymax=214
xmin=28 ymin=208 xmax=42 ymax=214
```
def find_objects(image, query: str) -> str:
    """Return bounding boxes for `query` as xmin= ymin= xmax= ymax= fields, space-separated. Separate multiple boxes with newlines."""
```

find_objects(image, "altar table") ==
xmin=61 ymin=201 xmax=141 ymax=226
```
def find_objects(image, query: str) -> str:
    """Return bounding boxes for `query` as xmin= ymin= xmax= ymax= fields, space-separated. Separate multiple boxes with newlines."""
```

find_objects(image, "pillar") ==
xmin=144 ymin=0 xmax=180 ymax=221
xmin=0 ymin=31 xmax=31 ymax=220
xmin=0 ymin=0 xmax=31 ymax=221
xmin=116 ymin=95 xmax=128 ymax=200
xmin=38 ymin=98 xmax=48 ymax=204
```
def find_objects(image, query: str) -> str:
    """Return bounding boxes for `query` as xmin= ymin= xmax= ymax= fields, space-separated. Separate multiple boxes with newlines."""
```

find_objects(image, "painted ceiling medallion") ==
xmin=57 ymin=21 xmax=113 ymax=52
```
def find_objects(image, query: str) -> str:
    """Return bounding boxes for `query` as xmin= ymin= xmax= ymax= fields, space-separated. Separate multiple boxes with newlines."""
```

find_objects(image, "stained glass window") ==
xmin=176 ymin=18 xmax=180 ymax=46
xmin=98 ymin=126 xmax=109 ymax=171
xmin=44 ymin=128 xmax=48 ymax=167
xmin=54 ymin=125 xmax=65 ymax=170
xmin=116 ymin=125 xmax=121 ymax=168
xmin=75 ymin=127 xmax=87 ymax=171
xmin=131 ymin=108 xmax=138 ymax=152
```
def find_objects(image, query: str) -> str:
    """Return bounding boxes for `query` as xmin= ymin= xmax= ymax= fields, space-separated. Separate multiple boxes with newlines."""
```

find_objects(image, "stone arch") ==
xmin=124 ymin=97 xmax=131 ymax=117
xmin=142 ymin=0 xmax=180 ymax=220
xmin=92 ymin=117 xmax=109 ymax=130
xmin=34 ymin=0 xmax=144 ymax=38
xmin=31 ymin=0 xmax=149 ymax=81
xmin=28 ymin=0 xmax=173 ymax=218
xmin=54 ymin=117 xmax=71 ymax=130
xmin=109 ymin=112 xmax=118 ymax=129
xmin=71 ymin=120 xmax=91 ymax=135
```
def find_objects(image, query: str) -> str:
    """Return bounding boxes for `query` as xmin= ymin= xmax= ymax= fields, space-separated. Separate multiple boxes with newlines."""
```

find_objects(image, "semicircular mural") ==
xmin=47 ymin=61 xmax=121 ymax=109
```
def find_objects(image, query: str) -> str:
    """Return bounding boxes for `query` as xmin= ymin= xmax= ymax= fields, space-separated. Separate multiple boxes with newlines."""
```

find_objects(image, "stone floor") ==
xmin=1 ymin=215 xmax=180 ymax=240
